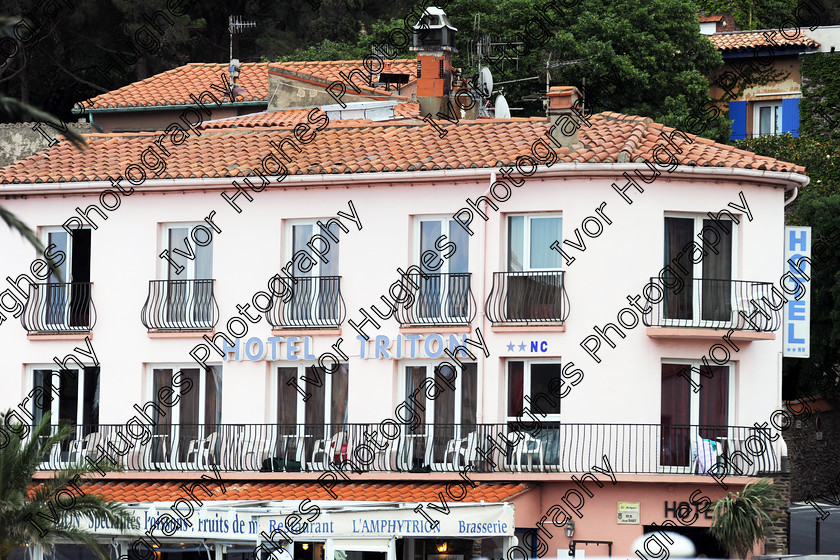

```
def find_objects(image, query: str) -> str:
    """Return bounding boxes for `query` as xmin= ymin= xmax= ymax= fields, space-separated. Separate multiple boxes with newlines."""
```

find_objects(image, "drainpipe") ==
xmin=784 ymin=184 xmax=799 ymax=207
xmin=476 ymin=171 xmax=495 ymax=425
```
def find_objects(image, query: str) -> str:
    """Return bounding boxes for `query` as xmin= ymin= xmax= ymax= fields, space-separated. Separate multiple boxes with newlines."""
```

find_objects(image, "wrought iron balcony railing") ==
xmin=485 ymin=271 xmax=569 ymax=324
xmin=141 ymin=279 xmax=219 ymax=331
xmin=21 ymin=282 xmax=96 ymax=333
xmin=644 ymin=277 xmax=782 ymax=331
xmin=32 ymin=423 xmax=781 ymax=475
xmin=266 ymin=276 xmax=345 ymax=329
xmin=395 ymin=273 xmax=476 ymax=326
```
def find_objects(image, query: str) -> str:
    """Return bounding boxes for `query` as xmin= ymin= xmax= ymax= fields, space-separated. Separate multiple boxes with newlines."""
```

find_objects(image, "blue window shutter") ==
xmin=729 ymin=101 xmax=747 ymax=140
xmin=782 ymin=98 xmax=800 ymax=137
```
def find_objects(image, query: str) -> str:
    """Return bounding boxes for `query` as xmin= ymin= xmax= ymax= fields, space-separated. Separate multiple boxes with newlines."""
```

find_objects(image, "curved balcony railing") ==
xmin=32 ymin=423 xmax=781 ymax=475
xmin=485 ymin=271 xmax=569 ymax=324
xmin=643 ymin=277 xmax=781 ymax=331
xmin=266 ymin=276 xmax=345 ymax=329
xmin=395 ymin=273 xmax=476 ymax=326
xmin=141 ymin=279 xmax=219 ymax=331
xmin=20 ymin=282 xmax=96 ymax=333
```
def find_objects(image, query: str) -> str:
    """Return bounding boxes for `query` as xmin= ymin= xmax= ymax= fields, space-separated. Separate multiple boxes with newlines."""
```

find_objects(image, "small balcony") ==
xmin=266 ymin=276 xmax=346 ymax=329
xmin=141 ymin=279 xmax=219 ymax=331
xmin=21 ymin=282 xmax=96 ymax=333
xmin=34 ymin=423 xmax=782 ymax=475
xmin=644 ymin=277 xmax=782 ymax=331
xmin=395 ymin=272 xmax=477 ymax=326
xmin=485 ymin=271 xmax=569 ymax=324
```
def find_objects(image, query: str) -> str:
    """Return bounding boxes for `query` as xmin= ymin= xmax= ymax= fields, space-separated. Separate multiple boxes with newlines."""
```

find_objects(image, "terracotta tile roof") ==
xmin=39 ymin=480 xmax=532 ymax=503
xmin=80 ymin=59 xmax=418 ymax=111
xmin=80 ymin=63 xmax=271 ymax=110
xmin=0 ymin=111 xmax=805 ymax=185
xmin=709 ymin=30 xmax=820 ymax=51
xmin=699 ymin=15 xmax=724 ymax=22
xmin=201 ymin=103 xmax=421 ymax=129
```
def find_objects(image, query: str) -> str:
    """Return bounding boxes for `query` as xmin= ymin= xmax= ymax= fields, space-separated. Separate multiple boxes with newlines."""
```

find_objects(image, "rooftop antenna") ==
xmin=227 ymin=15 xmax=256 ymax=101
xmin=228 ymin=15 xmax=257 ymax=61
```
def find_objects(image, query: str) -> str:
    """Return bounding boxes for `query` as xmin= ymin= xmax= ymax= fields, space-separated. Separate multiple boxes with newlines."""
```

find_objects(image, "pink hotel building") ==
xmin=0 ymin=11 xmax=806 ymax=560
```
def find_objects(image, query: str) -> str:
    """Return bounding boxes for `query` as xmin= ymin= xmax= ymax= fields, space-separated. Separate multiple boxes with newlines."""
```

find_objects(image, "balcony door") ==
xmin=161 ymin=225 xmax=213 ymax=329
xmin=274 ymin=363 xmax=349 ymax=463
xmin=402 ymin=362 xmax=477 ymax=469
xmin=506 ymin=360 xmax=562 ymax=466
xmin=663 ymin=216 xmax=733 ymax=326
xmin=284 ymin=221 xmax=340 ymax=326
xmin=150 ymin=366 xmax=221 ymax=466
xmin=42 ymin=228 xmax=91 ymax=330
xmin=414 ymin=217 xmax=470 ymax=323
xmin=506 ymin=214 xmax=563 ymax=320
xmin=660 ymin=362 xmax=732 ymax=470
xmin=32 ymin=367 xmax=100 ymax=456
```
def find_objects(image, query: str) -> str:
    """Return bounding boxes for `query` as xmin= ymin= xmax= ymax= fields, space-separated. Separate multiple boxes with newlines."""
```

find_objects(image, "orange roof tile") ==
xmin=709 ymin=30 xmax=819 ymax=51
xmin=699 ymin=15 xmax=724 ymax=22
xmin=201 ymin=103 xmax=421 ymax=129
xmin=80 ymin=60 xmax=418 ymax=111
xmin=34 ymin=480 xmax=532 ymax=503
xmin=0 ymin=111 xmax=805 ymax=185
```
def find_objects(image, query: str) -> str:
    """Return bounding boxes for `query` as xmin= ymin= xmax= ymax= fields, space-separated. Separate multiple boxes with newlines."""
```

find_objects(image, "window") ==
xmin=412 ymin=216 xmax=470 ymax=323
xmin=159 ymin=224 xmax=214 ymax=328
xmin=663 ymin=215 xmax=734 ymax=326
xmin=506 ymin=360 xmax=562 ymax=421
xmin=502 ymin=214 xmax=564 ymax=322
xmin=507 ymin=214 xmax=562 ymax=272
xmin=30 ymin=366 xmax=99 ymax=459
xmin=506 ymin=360 xmax=562 ymax=465
xmin=402 ymin=362 xmax=477 ymax=468
xmin=31 ymin=366 xmax=100 ymax=429
xmin=754 ymin=102 xmax=782 ymax=136
xmin=149 ymin=365 xmax=221 ymax=465
xmin=273 ymin=362 xmax=349 ymax=462
xmin=283 ymin=220 xmax=342 ymax=326
xmin=660 ymin=361 xmax=733 ymax=469
xmin=40 ymin=227 xmax=92 ymax=329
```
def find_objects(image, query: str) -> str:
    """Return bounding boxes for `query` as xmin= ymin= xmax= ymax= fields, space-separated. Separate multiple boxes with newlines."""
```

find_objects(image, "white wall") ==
xmin=0 ymin=168 xmax=787 ymax=430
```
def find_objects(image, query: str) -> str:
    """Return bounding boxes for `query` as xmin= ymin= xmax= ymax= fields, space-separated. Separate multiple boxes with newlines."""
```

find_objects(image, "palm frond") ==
xmin=0 ymin=204 xmax=66 ymax=282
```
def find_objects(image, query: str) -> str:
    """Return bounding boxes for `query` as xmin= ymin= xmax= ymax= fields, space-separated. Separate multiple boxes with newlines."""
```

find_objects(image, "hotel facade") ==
xmin=0 ymin=17 xmax=806 ymax=560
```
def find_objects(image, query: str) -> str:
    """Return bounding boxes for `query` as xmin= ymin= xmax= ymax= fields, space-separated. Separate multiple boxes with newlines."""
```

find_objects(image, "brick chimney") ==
xmin=411 ymin=7 xmax=458 ymax=118
xmin=546 ymin=86 xmax=582 ymax=149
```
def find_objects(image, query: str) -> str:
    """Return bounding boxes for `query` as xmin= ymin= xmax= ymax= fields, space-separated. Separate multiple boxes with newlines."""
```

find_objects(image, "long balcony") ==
xmin=141 ymin=279 xmax=219 ymax=331
xmin=644 ymin=277 xmax=782 ymax=331
xmin=485 ymin=271 xmax=569 ymax=324
xmin=34 ymin=423 xmax=781 ymax=475
xmin=395 ymin=273 xmax=477 ymax=326
xmin=266 ymin=276 xmax=346 ymax=329
xmin=21 ymin=282 xmax=96 ymax=333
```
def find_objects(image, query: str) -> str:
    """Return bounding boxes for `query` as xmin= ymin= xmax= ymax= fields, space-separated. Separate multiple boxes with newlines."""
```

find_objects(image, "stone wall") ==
xmin=781 ymin=400 xmax=840 ymax=502
xmin=0 ymin=120 xmax=91 ymax=167
xmin=765 ymin=473 xmax=791 ymax=555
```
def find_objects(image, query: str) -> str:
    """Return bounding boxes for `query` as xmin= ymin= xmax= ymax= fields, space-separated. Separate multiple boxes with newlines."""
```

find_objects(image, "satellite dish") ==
xmin=478 ymin=66 xmax=493 ymax=98
xmin=494 ymin=94 xmax=511 ymax=119
xmin=631 ymin=533 xmax=696 ymax=558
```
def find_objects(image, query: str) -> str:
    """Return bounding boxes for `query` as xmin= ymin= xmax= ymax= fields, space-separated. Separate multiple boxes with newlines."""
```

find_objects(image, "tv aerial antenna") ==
xmin=228 ymin=15 xmax=257 ymax=61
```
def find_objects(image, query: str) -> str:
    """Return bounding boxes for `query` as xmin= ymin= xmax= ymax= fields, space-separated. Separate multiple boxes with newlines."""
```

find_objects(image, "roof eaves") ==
xmin=74 ymin=100 xmax=268 ymax=115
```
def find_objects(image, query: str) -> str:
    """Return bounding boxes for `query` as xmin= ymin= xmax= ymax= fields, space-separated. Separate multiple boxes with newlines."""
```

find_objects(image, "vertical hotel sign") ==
xmin=784 ymin=226 xmax=811 ymax=358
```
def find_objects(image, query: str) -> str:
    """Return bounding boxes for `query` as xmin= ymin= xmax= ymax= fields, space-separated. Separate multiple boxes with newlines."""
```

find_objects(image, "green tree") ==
xmin=0 ymin=14 xmax=85 ymax=269
xmin=735 ymin=134 xmax=840 ymax=400
xmin=278 ymin=0 xmax=734 ymax=140
xmin=0 ymin=411 xmax=134 ymax=560
xmin=692 ymin=0 xmax=798 ymax=30
xmin=710 ymin=479 xmax=781 ymax=559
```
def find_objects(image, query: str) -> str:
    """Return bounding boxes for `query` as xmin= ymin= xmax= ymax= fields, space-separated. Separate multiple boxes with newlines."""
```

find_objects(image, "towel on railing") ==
xmin=696 ymin=438 xmax=719 ymax=473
